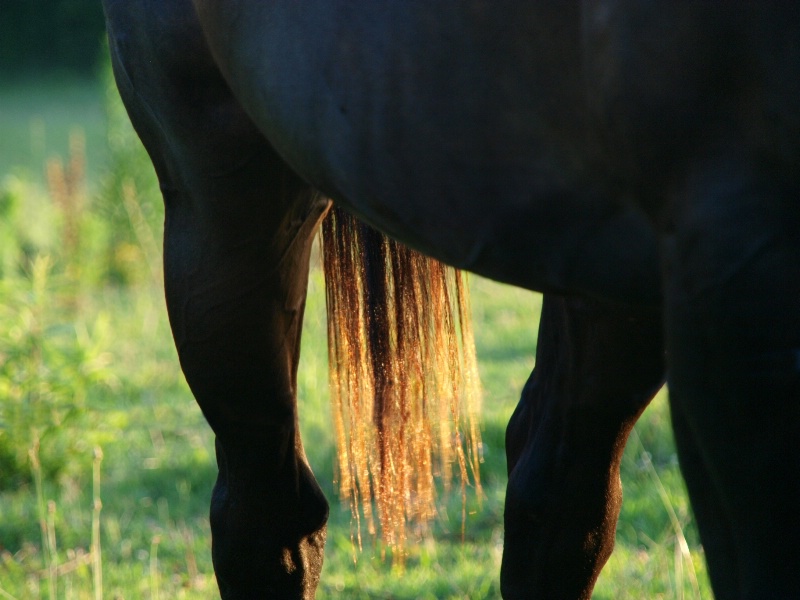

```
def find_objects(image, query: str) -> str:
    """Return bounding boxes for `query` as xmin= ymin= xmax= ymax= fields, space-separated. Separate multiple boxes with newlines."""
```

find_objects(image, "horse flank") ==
xmin=320 ymin=205 xmax=483 ymax=558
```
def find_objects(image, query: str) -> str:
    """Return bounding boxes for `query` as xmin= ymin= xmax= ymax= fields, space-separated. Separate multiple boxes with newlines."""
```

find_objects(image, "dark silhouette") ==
xmin=102 ymin=1 xmax=799 ymax=598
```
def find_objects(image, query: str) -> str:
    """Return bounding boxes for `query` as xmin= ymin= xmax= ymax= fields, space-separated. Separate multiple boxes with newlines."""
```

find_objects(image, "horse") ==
xmin=101 ymin=1 xmax=799 ymax=598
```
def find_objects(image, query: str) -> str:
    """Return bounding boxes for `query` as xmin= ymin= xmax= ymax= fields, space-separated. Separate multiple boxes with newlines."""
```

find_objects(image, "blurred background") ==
xmin=0 ymin=3 xmax=709 ymax=598
xmin=0 ymin=1 xmax=105 ymax=79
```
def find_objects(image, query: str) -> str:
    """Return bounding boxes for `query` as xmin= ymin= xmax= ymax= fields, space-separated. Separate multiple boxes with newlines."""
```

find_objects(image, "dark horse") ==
xmin=102 ymin=1 xmax=799 ymax=598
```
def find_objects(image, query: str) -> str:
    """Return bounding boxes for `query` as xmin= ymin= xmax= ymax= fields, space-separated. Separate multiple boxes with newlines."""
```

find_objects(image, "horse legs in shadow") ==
xmin=160 ymin=144 xmax=330 ymax=598
xmin=159 ymin=151 xmax=330 ymax=598
xmin=664 ymin=171 xmax=800 ymax=599
xmin=104 ymin=6 xmax=332 ymax=594
xmin=502 ymin=295 xmax=665 ymax=599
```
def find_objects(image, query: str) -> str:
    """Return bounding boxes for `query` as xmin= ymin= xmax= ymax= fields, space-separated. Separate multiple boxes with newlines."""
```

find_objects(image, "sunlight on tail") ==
xmin=320 ymin=206 xmax=482 ymax=561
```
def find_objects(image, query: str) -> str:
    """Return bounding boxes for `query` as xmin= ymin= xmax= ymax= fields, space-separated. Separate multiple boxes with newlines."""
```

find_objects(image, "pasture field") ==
xmin=0 ymin=75 xmax=712 ymax=598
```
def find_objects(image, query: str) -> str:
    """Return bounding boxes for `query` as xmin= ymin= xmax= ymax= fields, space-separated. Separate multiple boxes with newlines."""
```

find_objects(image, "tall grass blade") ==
xmin=91 ymin=447 xmax=103 ymax=600
xmin=121 ymin=180 xmax=161 ymax=283
xmin=631 ymin=428 xmax=701 ymax=599
xmin=46 ymin=500 xmax=58 ymax=598
xmin=150 ymin=535 xmax=161 ymax=600
xmin=0 ymin=586 xmax=19 ymax=600
xmin=29 ymin=439 xmax=57 ymax=600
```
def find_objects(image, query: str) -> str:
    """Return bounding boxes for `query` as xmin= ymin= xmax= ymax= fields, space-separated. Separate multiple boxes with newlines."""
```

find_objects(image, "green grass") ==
xmin=0 ymin=76 xmax=712 ymax=599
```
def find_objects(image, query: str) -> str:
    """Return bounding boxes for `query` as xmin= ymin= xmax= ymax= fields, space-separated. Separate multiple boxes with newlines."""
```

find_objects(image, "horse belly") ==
xmin=194 ymin=0 xmax=664 ymax=302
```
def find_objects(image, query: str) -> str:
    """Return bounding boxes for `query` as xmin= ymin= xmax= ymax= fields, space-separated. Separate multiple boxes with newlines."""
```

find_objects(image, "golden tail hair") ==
xmin=321 ymin=205 xmax=482 ymax=559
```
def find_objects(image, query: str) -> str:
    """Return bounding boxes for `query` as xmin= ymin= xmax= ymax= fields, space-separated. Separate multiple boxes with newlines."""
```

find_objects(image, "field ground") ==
xmin=0 ymin=78 xmax=711 ymax=598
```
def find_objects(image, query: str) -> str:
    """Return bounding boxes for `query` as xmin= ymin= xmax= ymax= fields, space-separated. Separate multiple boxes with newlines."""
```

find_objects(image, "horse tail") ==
xmin=320 ymin=205 xmax=482 ymax=559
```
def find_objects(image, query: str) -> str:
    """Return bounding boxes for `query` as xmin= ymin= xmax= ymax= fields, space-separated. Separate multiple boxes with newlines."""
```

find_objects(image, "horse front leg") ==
xmin=501 ymin=295 xmax=665 ymax=599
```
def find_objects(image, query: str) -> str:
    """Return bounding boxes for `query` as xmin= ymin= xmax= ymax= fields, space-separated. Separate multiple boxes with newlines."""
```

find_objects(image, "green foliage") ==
xmin=0 ymin=176 xmax=27 ymax=277
xmin=0 ymin=252 xmax=116 ymax=488
xmin=0 ymin=56 xmax=159 ymax=486
xmin=95 ymin=48 xmax=164 ymax=286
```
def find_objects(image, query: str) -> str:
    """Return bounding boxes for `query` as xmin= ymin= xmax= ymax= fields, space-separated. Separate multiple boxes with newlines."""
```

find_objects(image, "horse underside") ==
xmin=103 ymin=0 xmax=800 ymax=598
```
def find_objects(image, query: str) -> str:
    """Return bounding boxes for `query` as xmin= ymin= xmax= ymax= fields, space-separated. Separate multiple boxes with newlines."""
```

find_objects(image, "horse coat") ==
xmin=102 ymin=1 xmax=800 ymax=598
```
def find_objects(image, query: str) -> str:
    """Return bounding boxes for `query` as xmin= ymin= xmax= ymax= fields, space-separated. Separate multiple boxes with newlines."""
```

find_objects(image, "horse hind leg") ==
xmin=104 ymin=3 xmax=331 ymax=597
xmin=502 ymin=295 xmax=665 ymax=599
xmin=184 ymin=174 xmax=329 ymax=600
xmin=173 ymin=181 xmax=329 ymax=598
xmin=665 ymin=167 xmax=800 ymax=598
xmin=142 ymin=107 xmax=329 ymax=598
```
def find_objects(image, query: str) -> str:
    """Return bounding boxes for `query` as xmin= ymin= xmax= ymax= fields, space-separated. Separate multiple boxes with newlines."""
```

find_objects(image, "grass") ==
xmin=0 ymin=76 xmax=713 ymax=598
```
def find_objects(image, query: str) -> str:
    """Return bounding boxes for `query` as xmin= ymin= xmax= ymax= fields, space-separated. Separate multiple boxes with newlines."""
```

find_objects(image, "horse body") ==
xmin=192 ymin=2 xmax=797 ymax=302
xmin=190 ymin=1 xmax=669 ymax=303
xmin=102 ymin=0 xmax=800 ymax=598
